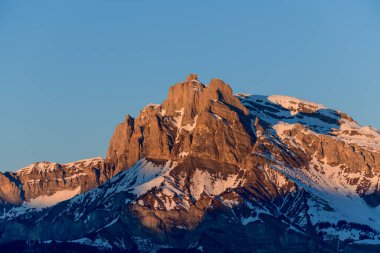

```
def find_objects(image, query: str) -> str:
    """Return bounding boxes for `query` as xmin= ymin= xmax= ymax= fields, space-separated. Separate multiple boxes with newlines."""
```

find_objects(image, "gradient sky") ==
xmin=0 ymin=0 xmax=379 ymax=172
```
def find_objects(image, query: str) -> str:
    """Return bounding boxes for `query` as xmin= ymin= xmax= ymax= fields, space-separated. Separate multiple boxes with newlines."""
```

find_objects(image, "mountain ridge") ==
xmin=1 ymin=74 xmax=380 ymax=253
xmin=0 ymin=157 xmax=109 ymax=208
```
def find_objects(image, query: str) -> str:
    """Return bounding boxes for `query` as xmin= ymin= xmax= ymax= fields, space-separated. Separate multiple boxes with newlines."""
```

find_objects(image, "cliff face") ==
xmin=106 ymin=74 xmax=253 ymax=175
xmin=0 ymin=173 xmax=22 ymax=205
xmin=0 ymin=158 xmax=109 ymax=208
xmin=1 ymin=74 xmax=380 ymax=253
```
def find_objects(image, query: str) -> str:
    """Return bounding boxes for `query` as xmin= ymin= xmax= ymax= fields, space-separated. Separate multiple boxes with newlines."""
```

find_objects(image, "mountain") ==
xmin=0 ymin=158 xmax=109 ymax=208
xmin=1 ymin=74 xmax=380 ymax=253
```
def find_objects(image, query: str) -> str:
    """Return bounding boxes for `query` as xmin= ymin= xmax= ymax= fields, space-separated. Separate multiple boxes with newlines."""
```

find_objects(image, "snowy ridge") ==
xmin=64 ymin=157 xmax=104 ymax=168
xmin=238 ymin=93 xmax=325 ymax=113
xmin=268 ymin=95 xmax=325 ymax=115
xmin=16 ymin=157 xmax=104 ymax=176
xmin=238 ymin=94 xmax=340 ymax=134
xmin=16 ymin=162 xmax=59 ymax=176
xmin=239 ymin=94 xmax=380 ymax=152
xmin=336 ymin=120 xmax=380 ymax=151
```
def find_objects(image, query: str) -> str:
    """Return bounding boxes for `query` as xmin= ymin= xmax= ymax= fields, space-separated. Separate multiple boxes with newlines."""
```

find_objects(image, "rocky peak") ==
xmin=124 ymin=114 xmax=134 ymax=123
xmin=185 ymin=73 xmax=199 ymax=82
xmin=201 ymin=78 xmax=250 ymax=115
xmin=209 ymin=78 xmax=232 ymax=94
xmin=161 ymin=74 xmax=205 ymax=125
xmin=107 ymin=74 xmax=255 ymax=174
xmin=162 ymin=75 xmax=249 ymax=124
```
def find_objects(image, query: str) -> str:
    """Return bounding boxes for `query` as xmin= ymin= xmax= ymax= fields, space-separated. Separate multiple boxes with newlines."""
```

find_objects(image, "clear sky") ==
xmin=0 ymin=0 xmax=379 ymax=172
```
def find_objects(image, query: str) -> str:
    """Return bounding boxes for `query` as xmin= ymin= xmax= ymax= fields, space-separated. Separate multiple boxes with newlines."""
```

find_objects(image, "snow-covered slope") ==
xmin=240 ymin=94 xmax=380 ymax=242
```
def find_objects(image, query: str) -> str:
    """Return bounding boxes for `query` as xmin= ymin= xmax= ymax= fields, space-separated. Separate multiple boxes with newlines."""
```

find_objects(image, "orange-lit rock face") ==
xmin=106 ymin=74 xmax=255 ymax=174
xmin=0 ymin=158 xmax=109 ymax=207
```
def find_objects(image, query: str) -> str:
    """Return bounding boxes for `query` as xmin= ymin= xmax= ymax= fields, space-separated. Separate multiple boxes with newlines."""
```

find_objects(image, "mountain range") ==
xmin=1 ymin=74 xmax=380 ymax=253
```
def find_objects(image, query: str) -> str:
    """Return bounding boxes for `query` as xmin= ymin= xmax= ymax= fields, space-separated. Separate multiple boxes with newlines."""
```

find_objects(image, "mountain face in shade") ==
xmin=1 ymin=75 xmax=380 ymax=253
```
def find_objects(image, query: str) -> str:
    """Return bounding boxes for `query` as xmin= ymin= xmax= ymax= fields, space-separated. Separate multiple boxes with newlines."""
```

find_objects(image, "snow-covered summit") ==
xmin=238 ymin=94 xmax=380 ymax=152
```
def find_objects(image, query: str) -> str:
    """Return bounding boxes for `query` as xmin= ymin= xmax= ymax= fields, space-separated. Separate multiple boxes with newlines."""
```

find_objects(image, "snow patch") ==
xmin=181 ymin=115 xmax=198 ymax=132
xmin=190 ymin=169 xmax=241 ymax=200
xmin=70 ymin=237 xmax=113 ymax=250
xmin=241 ymin=216 xmax=260 ymax=225
xmin=25 ymin=186 xmax=81 ymax=208
xmin=173 ymin=108 xmax=185 ymax=129
xmin=179 ymin=152 xmax=189 ymax=158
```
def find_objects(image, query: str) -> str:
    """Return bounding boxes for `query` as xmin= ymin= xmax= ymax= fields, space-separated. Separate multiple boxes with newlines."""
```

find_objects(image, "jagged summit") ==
xmin=107 ymin=75 xmax=254 ymax=174
xmin=185 ymin=73 xmax=199 ymax=82
xmin=161 ymin=74 xmax=248 ymax=123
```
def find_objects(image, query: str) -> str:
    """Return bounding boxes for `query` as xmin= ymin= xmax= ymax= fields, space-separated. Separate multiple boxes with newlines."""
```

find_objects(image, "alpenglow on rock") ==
xmin=106 ymin=74 xmax=253 ymax=175
xmin=1 ymin=74 xmax=380 ymax=253
xmin=0 ymin=158 xmax=109 ymax=208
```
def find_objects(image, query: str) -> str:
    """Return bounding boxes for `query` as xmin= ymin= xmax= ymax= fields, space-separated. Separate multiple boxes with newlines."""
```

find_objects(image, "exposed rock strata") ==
xmin=0 ymin=158 xmax=109 ymax=207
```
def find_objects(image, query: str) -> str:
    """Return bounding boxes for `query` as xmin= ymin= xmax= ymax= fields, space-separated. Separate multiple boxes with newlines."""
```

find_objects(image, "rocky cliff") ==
xmin=107 ymin=74 xmax=253 ymax=174
xmin=1 ymin=74 xmax=380 ymax=253
xmin=0 ymin=158 xmax=109 ymax=208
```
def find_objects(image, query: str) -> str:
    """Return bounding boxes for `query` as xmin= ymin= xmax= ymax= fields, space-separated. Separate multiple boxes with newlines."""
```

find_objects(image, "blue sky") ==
xmin=0 ymin=0 xmax=379 ymax=171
